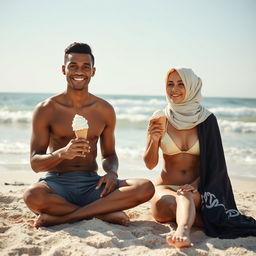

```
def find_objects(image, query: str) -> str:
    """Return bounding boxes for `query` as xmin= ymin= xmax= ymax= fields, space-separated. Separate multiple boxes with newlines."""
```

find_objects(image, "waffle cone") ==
xmin=156 ymin=116 xmax=167 ymax=126
xmin=74 ymin=129 xmax=88 ymax=139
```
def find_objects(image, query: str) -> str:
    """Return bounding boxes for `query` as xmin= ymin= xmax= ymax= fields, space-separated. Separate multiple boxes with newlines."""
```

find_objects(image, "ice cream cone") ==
xmin=156 ymin=116 xmax=167 ymax=126
xmin=72 ymin=114 xmax=89 ymax=139
xmin=75 ymin=129 xmax=88 ymax=139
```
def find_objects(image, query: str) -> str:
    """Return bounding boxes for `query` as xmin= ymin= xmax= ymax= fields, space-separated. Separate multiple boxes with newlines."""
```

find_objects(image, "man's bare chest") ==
xmin=49 ymin=108 xmax=105 ymax=140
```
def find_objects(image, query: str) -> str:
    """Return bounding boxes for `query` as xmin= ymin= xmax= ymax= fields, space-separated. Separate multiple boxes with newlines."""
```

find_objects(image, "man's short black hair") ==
xmin=64 ymin=42 xmax=95 ymax=66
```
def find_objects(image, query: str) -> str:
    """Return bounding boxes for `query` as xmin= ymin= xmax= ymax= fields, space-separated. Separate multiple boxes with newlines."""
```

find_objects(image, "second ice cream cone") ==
xmin=156 ymin=116 xmax=167 ymax=126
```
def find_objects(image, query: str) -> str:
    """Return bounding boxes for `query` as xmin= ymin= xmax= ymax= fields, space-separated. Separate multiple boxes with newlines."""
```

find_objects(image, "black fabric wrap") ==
xmin=197 ymin=114 xmax=256 ymax=238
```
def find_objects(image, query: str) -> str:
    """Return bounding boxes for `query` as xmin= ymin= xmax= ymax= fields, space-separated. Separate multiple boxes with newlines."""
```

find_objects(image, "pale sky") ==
xmin=0 ymin=0 xmax=256 ymax=98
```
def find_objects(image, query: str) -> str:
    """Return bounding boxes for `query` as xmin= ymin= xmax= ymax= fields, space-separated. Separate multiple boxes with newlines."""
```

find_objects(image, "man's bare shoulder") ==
xmin=91 ymin=94 xmax=115 ymax=113
xmin=33 ymin=93 xmax=64 ymax=115
xmin=89 ymin=94 xmax=116 ymax=126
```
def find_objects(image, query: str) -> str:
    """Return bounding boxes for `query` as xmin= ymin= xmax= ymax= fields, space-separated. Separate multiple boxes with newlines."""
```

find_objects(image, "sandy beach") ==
xmin=0 ymin=171 xmax=255 ymax=256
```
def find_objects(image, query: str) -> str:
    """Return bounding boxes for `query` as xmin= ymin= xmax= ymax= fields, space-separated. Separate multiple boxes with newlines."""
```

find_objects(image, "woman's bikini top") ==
xmin=160 ymin=132 xmax=200 ymax=156
xmin=151 ymin=109 xmax=200 ymax=156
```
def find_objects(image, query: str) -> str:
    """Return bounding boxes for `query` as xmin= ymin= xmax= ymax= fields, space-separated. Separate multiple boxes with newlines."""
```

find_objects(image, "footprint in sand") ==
xmin=0 ymin=195 xmax=17 ymax=204
xmin=10 ymin=247 xmax=42 ymax=256
xmin=0 ymin=226 xmax=10 ymax=233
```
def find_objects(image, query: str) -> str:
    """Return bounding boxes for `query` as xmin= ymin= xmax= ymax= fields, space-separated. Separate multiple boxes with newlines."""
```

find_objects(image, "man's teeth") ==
xmin=73 ymin=78 xmax=84 ymax=81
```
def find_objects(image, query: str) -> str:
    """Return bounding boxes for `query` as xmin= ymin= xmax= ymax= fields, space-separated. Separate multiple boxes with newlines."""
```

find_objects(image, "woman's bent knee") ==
xmin=151 ymin=198 xmax=176 ymax=223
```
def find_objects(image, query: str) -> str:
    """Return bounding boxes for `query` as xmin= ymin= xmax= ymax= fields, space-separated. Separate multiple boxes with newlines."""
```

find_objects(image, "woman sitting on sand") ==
xmin=144 ymin=67 xmax=256 ymax=248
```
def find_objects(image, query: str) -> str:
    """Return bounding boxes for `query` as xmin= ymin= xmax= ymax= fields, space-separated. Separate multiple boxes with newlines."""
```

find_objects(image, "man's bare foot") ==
xmin=34 ymin=213 xmax=63 ymax=228
xmin=97 ymin=211 xmax=130 ymax=226
xmin=34 ymin=211 xmax=130 ymax=229
xmin=166 ymin=228 xmax=193 ymax=248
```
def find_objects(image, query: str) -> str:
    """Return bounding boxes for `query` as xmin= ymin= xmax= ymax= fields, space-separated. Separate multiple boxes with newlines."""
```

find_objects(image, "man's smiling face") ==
xmin=62 ymin=53 xmax=95 ymax=91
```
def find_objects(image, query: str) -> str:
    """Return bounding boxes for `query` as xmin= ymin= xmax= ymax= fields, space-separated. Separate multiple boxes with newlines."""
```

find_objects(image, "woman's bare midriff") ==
xmin=155 ymin=153 xmax=200 ymax=186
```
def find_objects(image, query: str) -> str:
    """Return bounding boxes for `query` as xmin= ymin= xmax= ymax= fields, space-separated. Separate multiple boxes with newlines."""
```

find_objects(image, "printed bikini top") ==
xmin=160 ymin=132 xmax=200 ymax=156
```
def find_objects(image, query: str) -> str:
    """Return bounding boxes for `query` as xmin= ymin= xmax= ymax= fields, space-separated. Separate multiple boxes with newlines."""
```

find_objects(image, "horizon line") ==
xmin=0 ymin=91 xmax=255 ymax=100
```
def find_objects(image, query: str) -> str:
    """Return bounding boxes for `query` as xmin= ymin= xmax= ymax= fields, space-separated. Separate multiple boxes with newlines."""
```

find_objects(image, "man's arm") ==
xmin=100 ymin=103 xmax=119 ymax=176
xmin=96 ymin=104 xmax=119 ymax=197
xmin=30 ymin=101 xmax=89 ymax=173
xmin=30 ymin=102 xmax=61 ymax=172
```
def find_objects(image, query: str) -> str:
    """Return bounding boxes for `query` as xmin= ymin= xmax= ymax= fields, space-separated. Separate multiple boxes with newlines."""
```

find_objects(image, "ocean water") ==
xmin=0 ymin=92 xmax=256 ymax=179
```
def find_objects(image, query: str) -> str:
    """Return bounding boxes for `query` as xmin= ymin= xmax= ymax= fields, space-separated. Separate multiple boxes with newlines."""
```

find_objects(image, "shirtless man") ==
xmin=23 ymin=42 xmax=155 ymax=228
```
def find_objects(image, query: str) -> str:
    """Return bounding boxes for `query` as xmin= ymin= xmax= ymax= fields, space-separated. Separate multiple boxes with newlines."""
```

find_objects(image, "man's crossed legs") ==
xmin=23 ymin=171 xmax=155 ymax=227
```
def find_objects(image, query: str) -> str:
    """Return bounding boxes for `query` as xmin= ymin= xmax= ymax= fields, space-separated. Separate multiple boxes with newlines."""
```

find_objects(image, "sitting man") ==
xmin=23 ymin=42 xmax=155 ymax=228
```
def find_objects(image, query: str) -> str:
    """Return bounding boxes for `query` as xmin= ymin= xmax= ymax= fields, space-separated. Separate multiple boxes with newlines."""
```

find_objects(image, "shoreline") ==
xmin=1 ymin=169 xmax=256 ymax=191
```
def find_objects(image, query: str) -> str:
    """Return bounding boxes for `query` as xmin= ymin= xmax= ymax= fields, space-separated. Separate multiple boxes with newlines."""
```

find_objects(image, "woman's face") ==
xmin=166 ymin=70 xmax=186 ymax=104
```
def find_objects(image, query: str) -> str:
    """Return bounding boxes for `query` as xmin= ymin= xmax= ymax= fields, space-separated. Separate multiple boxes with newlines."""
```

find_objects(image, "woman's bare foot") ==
xmin=166 ymin=227 xmax=193 ymax=248
xmin=34 ymin=211 xmax=130 ymax=228
xmin=97 ymin=211 xmax=130 ymax=226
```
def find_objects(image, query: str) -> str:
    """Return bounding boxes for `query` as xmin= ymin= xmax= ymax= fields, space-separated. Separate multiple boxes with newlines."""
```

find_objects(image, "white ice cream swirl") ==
xmin=72 ymin=114 xmax=89 ymax=131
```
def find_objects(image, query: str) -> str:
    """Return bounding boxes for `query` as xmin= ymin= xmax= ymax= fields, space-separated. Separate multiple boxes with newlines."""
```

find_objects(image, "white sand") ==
xmin=0 ymin=171 xmax=256 ymax=256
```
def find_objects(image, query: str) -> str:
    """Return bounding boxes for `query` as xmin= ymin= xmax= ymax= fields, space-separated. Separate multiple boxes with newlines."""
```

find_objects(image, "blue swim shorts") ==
xmin=38 ymin=171 xmax=124 ymax=206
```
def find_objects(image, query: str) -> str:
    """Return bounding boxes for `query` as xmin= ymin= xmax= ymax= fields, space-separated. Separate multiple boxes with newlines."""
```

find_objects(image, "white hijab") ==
xmin=164 ymin=67 xmax=211 ymax=130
